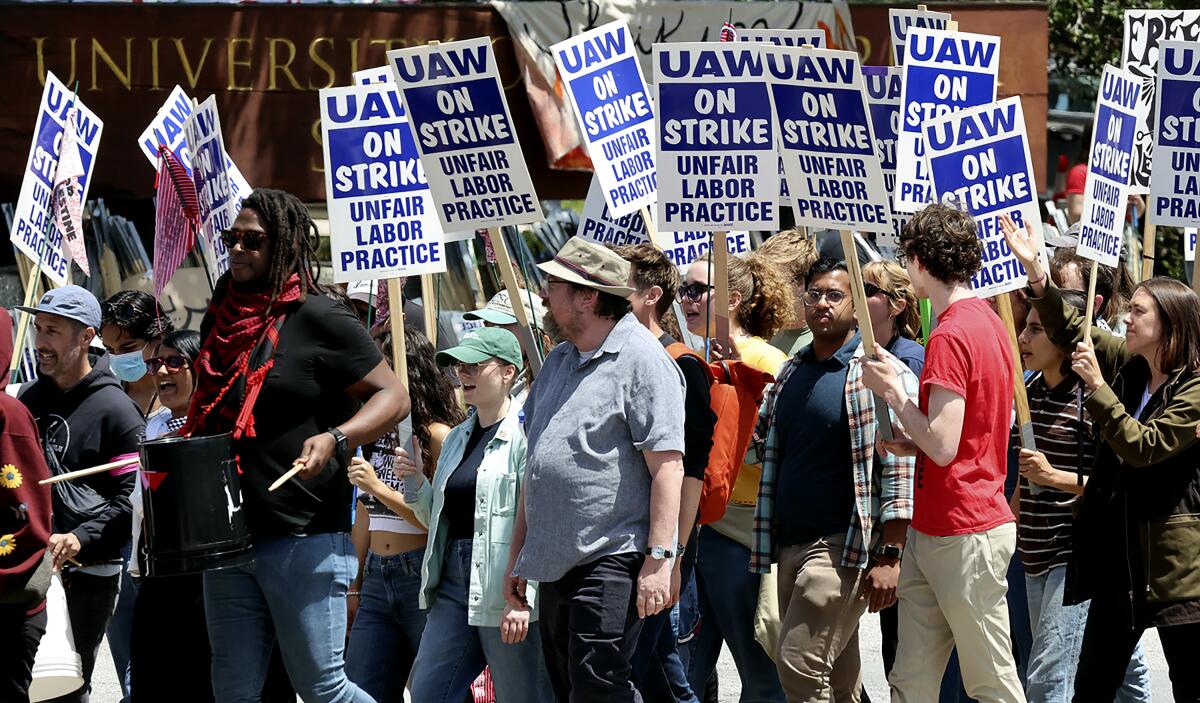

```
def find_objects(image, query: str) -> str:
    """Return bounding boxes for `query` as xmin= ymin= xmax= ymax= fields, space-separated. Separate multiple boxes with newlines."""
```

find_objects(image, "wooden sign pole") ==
xmin=487 ymin=227 xmax=543 ymax=376
xmin=996 ymin=293 xmax=1036 ymax=451
xmin=1083 ymin=259 xmax=1099 ymax=346
xmin=1140 ymin=221 xmax=1156 ymax=282
xmin=712 ymin=231 xmax=731 ymax=347
xmin=839 ymin=230 xmax=893 ymax=440
xmin=420 ymin=273 xmax=438 ymax=347
xmin=387 ymin=277 xmax=409 ymax=385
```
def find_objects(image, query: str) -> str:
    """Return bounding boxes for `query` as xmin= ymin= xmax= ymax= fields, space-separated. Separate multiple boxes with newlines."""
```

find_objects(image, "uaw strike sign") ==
xmin=184 ymin=97 xmax=240 ymax=283
xmin=737 ymin=29 xmax=825 ymax=47
xmin=11 ymin=72 xmax=104 ymax=286
xmin=1149 ymin=41 xmax=1200 ymax=228
xmin=924 ymin=97 xmax=1040 ymax=297
xmin=1078 ymin=66 xmax=1142 ymax=268
xmin=764 ymin=47 xmax=890 ymax=235
xmin=653 ymin=230 xmax=752 ymax=267
xmin=553 ymin=21 xmax=656 ymax=219
xmin=387 ymin=38 xmax=541 ymax=232
xmin=578 ymin=176 xmax=649 ymax=247
xmin=864 ymin=66 xmax=906 ymax=248
xmin=321 ymin=82 xmax=446 ymax=283
xmin=895 ymin=29 xmax=1000 ymax=214
xmin=889 ymin=8 xmax=952 ymax=66
xmin=654 ymin=44 xmax=778 ymax=232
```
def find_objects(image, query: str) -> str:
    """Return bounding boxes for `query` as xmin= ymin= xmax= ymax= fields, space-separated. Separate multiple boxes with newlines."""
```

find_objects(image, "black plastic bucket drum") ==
xmin=139 ymin=433 xmax=252 ymax=576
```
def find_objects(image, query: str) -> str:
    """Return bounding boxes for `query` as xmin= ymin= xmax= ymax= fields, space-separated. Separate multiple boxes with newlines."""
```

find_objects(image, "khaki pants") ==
xmin=775 ymin=535 xmax=866 ymax=703
xmin=890 ymin=522 xmax=1026 ymax=703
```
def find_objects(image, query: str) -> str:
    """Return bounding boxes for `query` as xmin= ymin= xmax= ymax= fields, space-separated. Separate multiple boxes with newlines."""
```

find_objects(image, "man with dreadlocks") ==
xmin=184 ymin=188 xmax=410 ymax=703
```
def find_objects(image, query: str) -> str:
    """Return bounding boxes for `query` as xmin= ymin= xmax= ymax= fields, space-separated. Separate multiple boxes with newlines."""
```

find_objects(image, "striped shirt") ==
xmin=1018 ymin=372 xmax=1095 ymax=576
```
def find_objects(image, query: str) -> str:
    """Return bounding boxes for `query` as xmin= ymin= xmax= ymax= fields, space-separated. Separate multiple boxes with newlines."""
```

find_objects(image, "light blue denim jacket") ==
xmin=405 ymin=400 xmax=537 ymax=627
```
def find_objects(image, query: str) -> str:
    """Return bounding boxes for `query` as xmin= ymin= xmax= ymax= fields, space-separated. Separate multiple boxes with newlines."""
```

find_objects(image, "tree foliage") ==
xmin=1049 ymin=0 xmax=1195 ymax=81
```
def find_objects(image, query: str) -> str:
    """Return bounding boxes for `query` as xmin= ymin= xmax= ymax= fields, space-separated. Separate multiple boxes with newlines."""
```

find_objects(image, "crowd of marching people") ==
xmin=3 ymin=185 xmax=1200 ymax=703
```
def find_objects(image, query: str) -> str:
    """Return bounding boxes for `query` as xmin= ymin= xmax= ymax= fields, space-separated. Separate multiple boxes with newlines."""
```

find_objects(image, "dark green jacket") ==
xmin=1031 ymin=283 xmax=1200 ymax=628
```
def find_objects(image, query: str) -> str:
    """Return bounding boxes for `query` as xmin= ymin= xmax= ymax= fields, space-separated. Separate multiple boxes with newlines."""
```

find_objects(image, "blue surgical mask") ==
xmin=110 ymin=349 xmax=148 ymax=383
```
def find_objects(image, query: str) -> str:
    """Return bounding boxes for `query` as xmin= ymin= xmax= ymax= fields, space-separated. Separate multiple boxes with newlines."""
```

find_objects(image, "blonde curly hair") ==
xmin=699 ymin=251 xmax=794 ymax=339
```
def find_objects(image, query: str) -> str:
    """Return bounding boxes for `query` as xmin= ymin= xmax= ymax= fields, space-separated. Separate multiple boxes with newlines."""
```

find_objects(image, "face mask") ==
xmin=110 ymin=349 xmax=148 ymax=383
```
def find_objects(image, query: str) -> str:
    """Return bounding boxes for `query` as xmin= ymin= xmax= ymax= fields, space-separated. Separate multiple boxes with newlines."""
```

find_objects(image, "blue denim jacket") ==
xmin=405 ymin=400 xmax=538 ymax=627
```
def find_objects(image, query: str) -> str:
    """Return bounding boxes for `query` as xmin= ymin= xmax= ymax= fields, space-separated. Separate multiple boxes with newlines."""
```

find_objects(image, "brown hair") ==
xmin=699 ymin=251 xmax=794 ymax=339
xmin=615 ymin=243 xmax=680 ymax=320
xmin=568 ymin=283 xmax=632 ymax=321
xmin=899 ymin=204 xmax=982 ymax=284
xmin=1137 ymin=278 xmax=1200 ymax=374
xmin=758 ymin=229 xmax=819 ymax=284
xmin=863 ymin=260 xmax=921 ymax=340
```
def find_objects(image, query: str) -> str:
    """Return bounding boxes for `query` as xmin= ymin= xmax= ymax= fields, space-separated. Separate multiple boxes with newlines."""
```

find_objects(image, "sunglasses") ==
xmin=863 ymin=282 xmax=896 ymax=300
xmin=677 ymin=282 xmax=714 ymax=302
xmin=219 ymin=228 xmax=269 ymax=252
xmin=146 ymin=355 xmax=189 ymax=373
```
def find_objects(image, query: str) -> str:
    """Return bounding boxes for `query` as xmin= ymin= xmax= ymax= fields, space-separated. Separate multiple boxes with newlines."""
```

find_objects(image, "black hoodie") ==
xmin=18 ymin=350 xmax=144 ymax=565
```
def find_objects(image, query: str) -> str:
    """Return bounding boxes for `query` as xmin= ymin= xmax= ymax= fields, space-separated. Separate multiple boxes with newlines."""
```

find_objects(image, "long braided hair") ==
xmin=236 ymin=188 xmax=337 ymax=302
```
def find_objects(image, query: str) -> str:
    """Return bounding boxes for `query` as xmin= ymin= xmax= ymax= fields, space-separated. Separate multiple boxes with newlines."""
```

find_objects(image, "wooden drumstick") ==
xmin=39 ymin=456 xmax=141 ymax=485
xmin=268 ymin=462 xmax=306 ymax=492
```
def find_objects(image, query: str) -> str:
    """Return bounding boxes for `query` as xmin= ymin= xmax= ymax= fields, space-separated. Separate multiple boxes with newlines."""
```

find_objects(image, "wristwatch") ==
xmin=327 ymin=427 xmax=349 ymax=456
xmin=645 ymin=545 xmax=675 ymax=560
xmin=874 ymin=543 xmax=903 ymax=561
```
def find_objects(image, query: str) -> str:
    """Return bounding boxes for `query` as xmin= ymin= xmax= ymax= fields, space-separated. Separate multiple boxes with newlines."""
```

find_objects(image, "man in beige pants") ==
xmin=863 ymin=205 xmax=1026 ymax=703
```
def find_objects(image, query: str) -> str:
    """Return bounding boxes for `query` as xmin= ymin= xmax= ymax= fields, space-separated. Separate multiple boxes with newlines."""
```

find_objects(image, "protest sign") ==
xmin=387 ymin=38 xmax=542 ymax=232
xmin=553 ymin=21 xmax=656 ymax=219
xmin=764 ymin=47 xmax=890 ymax=235
xmin=10 ymin=72 xmax=103 ymax=286
xmin=738 ymin=29 xmax=825 ymax=47
xmin=895 ymin=28 xmax=1000 ymax=214
xmin=1186 ymin=227 xmax=1197 ymax=262
xmin=137 ymin=86 xmax=252 ymax=215
xmin=1077 ymin=66 xmax=1141 ymax=267
xmin=889 ymin=8 xmax=952 ymax=67
xmin=924 ymin=96 xmax=1039 ymax=297
xmin=1149 ymin=41 xmax=1200 ymax=228
xmin=354 ymin=66 xmax=394 ymax=85
xmin=1122 ymin=10 xmax=1200 ymax=194
xmin=864 ymin=66 xmax=906 ymax=248
xmin=654 ymin=43 xmax=778 ymax=232
xmin=184 ymin=96 xmax=241 ymax=284
xmin=578 ymin=176 xmax=649 ymax=246
xmin=652 ymin=229 xmax=751 ymax=268
xmin=320 ymin=83 xmax=446 ymax=284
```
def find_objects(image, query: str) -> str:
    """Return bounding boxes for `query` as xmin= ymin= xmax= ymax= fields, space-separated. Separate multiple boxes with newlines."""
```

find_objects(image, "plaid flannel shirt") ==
xmin=750 ymin=342 xmax=918 ymax=573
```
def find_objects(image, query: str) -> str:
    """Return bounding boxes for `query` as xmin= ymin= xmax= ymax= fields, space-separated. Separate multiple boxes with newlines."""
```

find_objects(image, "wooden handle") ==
xmin=39 ymin=456 xmax=140 ymax=485
xmin=487 ymin=227 xmax=543 ymax=375
xmin=1083 ymin=259 xmax=1099 ymax=346
xmin=640 ymin=206 xmax=658 ymax=241
xmin=712 ymin=231 xmax=731 ymax=346
xmin=1140 ymin=221 xmax=1156 ymax=282
xmin=839 ymin=231 xmax=893 ymax=441
xmin=387 ymin=278 xmax=408 ymax=387
xmin=268 ymin=463 xmax=305 ymax=493
xmin=996 ymin=294 xmax=1036 ymax=451
xmin=420 ymin=274 xmax=438 ymax=347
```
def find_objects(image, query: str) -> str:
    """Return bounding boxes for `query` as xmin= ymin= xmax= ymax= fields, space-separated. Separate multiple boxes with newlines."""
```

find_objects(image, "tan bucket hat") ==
xmin=537 ymin=236 xmax=635 ymax=297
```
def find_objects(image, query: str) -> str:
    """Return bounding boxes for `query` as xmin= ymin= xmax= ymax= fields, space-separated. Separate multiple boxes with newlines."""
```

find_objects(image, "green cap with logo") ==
xmin=435 ymin=327 xmax=523 ymax=368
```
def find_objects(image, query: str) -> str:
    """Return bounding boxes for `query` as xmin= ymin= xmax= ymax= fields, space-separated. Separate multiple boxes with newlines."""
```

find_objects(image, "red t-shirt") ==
xmin=913 ymin=297 xmax=1015 ymax=536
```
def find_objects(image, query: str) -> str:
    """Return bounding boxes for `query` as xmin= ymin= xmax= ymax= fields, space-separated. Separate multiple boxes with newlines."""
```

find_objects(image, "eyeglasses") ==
xmin=219 ymin=228 xmax=269 ymax=252
xmin=802 ymin=289 xmax=849 ymax=307
xmin=863 ymin=282 xmax=896 ymax=300
xmin=453 ymin=360 xmax=501 ymax=376
xmin=677 ymin=282 xmax=714 ymax=302
xmin=896 ymin=250 xmax=909 ymax=268
xmin=146 ymin=355 xmax=188 ymax=373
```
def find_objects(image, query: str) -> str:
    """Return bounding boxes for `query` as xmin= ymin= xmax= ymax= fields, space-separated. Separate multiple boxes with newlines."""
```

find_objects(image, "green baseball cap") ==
xmin=436 ymin=327 xmax=523 ymax=368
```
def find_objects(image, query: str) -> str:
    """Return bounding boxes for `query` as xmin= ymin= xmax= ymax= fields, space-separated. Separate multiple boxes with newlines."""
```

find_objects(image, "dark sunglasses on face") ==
xmin=677 ymin=282 xmax=714 ymax=302
xmin=863 ymin=282 xmax=896 ymax=300
xmin=146 ymin=355 xmax=189 ymax=373
xmin=219 ymin=228 xmax=268 ymax=252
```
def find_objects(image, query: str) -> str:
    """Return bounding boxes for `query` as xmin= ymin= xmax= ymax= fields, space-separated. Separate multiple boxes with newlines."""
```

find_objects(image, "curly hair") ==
xmin=614 ymin=243 xmax=679 ymax=320
xmin=373 ymin=326 xmax=465 ymax=474
xmin=700 ymin=251 xmax=794 ymax=339
xmin=758 ymin=229 xmax=819 ymax=285
xmin=863 ymin=260 xmax=921 ymax=341
xmin=899 ymin=204 xmax=982 ymax=284
xmin=101 ymin=290 xmax=174 ymax=341
xmin=239 ymin=188 xmax=338 ymax=303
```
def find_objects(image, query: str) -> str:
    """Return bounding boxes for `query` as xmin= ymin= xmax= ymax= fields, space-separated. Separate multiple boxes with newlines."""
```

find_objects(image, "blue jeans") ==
xmin=410 ymin=539 xmax=554 ymax=703
xmin=108 ymin=543 xmax=137 ymax=702
xmin=1025 ymin=567 xmax=1151 ymax=703
xmin=345 ymin=548 xmax=428 ymax=703
xmin=632 ymin=556 xmax=699 ymax=703
xmin=203 ymin=533 xmax=372 ymax=703
xmin=680 ymin=528 xmax=785 ymax=703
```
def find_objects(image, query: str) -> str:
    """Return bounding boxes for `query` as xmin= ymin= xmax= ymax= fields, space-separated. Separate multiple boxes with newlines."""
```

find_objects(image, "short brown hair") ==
xmin=1137 ymin=278 xmax=1200 ymax=374
xmin=899 ymin=204 xmax=981 ymax=284
xmin=615 ymin=243 xmax=679 ymax=320
xmin=758 ymin=229 xmax=819 ymax=284
xmin=863 ymin=260 xmax=921 ymax=340
xmin=568 ymin=282 xmax=632 ymax=321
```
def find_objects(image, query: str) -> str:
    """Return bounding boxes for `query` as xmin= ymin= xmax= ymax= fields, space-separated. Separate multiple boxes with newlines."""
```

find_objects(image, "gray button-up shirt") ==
xmin=515 ymin=313 xmax=686 ymax=582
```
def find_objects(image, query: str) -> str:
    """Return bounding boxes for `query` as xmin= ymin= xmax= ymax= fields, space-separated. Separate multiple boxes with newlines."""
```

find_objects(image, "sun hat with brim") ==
xmin=537 ymin=236 xmax=635 ymax=297
xmin=15 ymin=285 xmax=102 ymax=329
xmin=435 ymin=327 xmax=523 ymax=368
xmin=463 ymin=290 xmax=546 ymax=327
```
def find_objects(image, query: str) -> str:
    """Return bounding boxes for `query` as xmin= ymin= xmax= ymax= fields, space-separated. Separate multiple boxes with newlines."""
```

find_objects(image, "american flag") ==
xmin=719 ymin=21 xmax=737 ymax=43
xmin=153 ymin=145 xmax=201 ymax=299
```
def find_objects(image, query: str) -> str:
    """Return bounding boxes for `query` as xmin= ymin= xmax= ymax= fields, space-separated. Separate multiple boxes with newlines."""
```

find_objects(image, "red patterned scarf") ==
xmin=182 ymin=274 xmax=303 ymax=440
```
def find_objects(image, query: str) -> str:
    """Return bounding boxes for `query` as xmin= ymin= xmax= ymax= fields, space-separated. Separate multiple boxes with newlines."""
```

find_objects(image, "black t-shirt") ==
xmin=443 ymin=417 xmax=501 ymax=540
xmin=659 ymin=334 xmax=715 ymax=481
xmin=206 ymin=294 xmax=384 ymax=537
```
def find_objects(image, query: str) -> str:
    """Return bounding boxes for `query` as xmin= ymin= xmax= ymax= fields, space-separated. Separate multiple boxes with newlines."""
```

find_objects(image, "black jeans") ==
xmin=1073 ymin=598 xmax=1200 ymax=702
xmin=539 ymin=552 xmax=647 ymax=703
xmin=130 ymin=574 xmax=213 ymax=703
xmin=0 ymin=604 xmax=47 ymax=700
xmin=47 ymin=570 xmax=120 ymax=703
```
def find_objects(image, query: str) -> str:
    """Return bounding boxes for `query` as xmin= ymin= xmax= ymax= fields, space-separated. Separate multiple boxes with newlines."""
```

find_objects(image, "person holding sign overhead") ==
xmin=185 ymin=188 xmax=409 ymax=703
xmin=861 ymin=204 xmax=1026 ymax=703
xmin=1003 ymin=215 xmax=1200 ymax=702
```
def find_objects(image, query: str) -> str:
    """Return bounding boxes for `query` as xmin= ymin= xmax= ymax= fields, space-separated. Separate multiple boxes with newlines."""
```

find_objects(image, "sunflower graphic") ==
xmin=0 ymin=465 xmax=22 ymax=489
xmin=0 ymin=534 xmax=14 ymax=557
